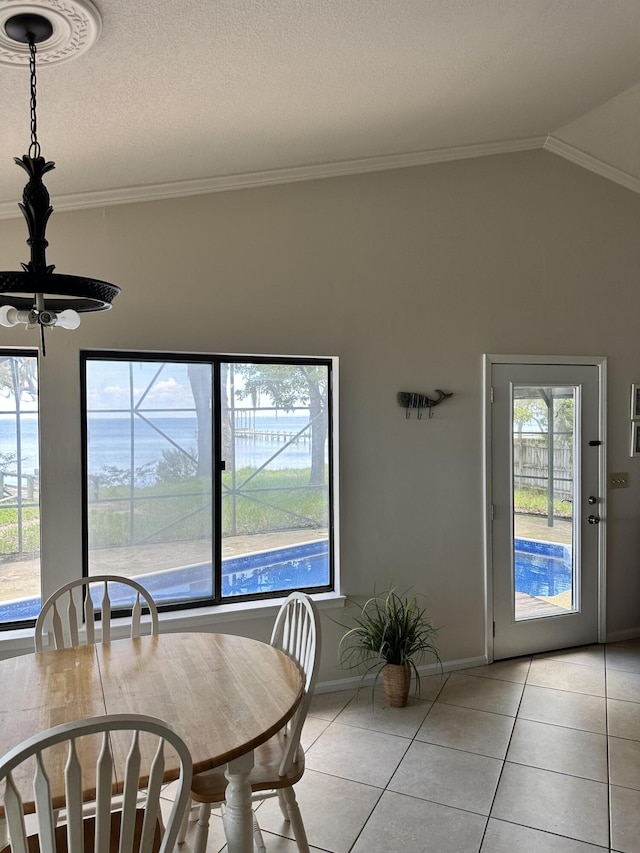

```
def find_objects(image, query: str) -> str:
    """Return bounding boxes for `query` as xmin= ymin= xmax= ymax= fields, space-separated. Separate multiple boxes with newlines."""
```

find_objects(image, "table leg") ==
xmin=223 ymin=751 xmax=255 ymax=853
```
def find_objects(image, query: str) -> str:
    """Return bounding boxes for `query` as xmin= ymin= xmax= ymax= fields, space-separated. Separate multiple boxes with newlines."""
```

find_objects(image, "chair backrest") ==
xmin=34 ymin=576 xmax=159 ymax=651
xmin=0 ymin=713 xmax=192 ymax=853
xmin=269 ymin=592 xmax=321 ymax=776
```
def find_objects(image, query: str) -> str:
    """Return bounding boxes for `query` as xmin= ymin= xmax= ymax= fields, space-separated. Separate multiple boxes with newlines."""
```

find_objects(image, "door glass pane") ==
xmin=85 ymin=360 xmax=214 ymax=606
xmin=0 ymin=354 xmax=41 ymax=624
xmin=512 ymin=385 xmax=576 ymax=621
xmin=221 ymin=362 xmax=331 ymax=598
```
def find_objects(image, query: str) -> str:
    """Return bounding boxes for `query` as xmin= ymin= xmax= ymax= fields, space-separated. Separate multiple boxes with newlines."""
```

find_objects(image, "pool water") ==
xmin=138 ymin=539 xmax=330 ymax=602
xmin=515 ymin=538 xmax=572 ymax=597
xmin=0 ymin=539 xmax=330 ymax=622
xmin=221 ymin=540 xmax=329 ymax=596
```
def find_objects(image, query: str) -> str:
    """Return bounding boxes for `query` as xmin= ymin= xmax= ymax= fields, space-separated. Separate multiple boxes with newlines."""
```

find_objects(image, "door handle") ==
xmin=588 ymin=515 xmax=600 ymax=524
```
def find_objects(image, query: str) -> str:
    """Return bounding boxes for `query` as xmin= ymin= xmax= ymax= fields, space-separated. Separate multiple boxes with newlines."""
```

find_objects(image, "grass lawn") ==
xmin=86 ymin=467 xmax=329 ymax=549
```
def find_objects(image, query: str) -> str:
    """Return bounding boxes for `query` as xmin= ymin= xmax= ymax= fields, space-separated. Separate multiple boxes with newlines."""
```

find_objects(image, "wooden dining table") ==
xmin=0 ymin=631 xmax=304 ymax=853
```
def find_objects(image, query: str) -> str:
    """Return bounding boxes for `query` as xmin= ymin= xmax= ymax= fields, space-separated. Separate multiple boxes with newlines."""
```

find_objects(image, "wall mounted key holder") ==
xmin=398 ymin=390 xmax=453 ymax=419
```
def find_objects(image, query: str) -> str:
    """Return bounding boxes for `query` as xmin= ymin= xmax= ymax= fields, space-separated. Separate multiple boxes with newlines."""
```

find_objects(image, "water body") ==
xmin=0 ymin=415 xmax=316 ymax=479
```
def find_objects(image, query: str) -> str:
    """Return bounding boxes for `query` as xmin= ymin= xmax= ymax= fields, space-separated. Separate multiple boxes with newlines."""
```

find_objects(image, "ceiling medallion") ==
xmin=0 ymin=4 xmax=119 ymax=354
xmin=0 ymin=0 xmax=101 ymax=66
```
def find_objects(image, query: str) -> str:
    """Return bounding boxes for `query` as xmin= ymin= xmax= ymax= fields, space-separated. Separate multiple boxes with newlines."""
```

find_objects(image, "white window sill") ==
xmin=158 ymin=590 xmax=345 ymax=631
xmin=0 ymin=591 xmax=346 ymax=659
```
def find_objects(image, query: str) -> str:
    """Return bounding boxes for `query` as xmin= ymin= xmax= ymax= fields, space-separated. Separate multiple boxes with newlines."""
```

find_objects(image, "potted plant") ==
xmin=337 ymin=588 xmax=441 ymax=707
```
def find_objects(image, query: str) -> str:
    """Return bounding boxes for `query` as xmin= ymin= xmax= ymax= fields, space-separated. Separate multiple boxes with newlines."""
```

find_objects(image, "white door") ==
xmin=489 ymin=359 xmax=605 ymax=660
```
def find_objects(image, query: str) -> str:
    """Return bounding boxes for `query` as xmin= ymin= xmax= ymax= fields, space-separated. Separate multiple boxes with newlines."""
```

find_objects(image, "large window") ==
xmin=0 ymin=353 xmax=40 ymax=627
xmin=82 ymin=353 xmax=335 ymax=611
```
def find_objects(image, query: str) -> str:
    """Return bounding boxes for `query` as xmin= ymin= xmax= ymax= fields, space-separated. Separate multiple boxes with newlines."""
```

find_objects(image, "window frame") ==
xmin=80 ymin=350 xmax=337 ymax=616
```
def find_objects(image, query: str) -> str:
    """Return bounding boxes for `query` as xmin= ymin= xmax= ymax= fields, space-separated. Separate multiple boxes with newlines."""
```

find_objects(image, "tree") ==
xmin=234 ymin=364 xmax=329 ymax=485
xmin=0 ymin=356 xmax=37 ymax=475
xmin=513 ymin=399 xmax=546 ymax=435
xmin=0 ymin=356 xmax=37 ymax=403
xmin=513 ymin=392 xmax=574 ymax=435
xmin=187 ymin=364 xmax=212 ymax=476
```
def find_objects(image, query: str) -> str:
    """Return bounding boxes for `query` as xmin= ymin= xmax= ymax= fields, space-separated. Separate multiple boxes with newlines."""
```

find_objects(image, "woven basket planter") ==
xmin=382 ymin=662 xmax=412 ymax=707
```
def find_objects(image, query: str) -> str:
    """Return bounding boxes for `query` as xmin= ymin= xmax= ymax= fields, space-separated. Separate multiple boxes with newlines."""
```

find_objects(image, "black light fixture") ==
xmin=0 ymin=11 xmax=119 ymax=354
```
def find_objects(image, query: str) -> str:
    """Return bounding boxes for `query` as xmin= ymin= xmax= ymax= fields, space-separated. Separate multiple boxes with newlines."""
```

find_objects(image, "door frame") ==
xmin=483 ymin=354 xmax=607 ymax=663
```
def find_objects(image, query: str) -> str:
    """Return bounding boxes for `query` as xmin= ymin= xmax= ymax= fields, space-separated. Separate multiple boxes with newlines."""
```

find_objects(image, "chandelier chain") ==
xmin=28 ymin=37 xmax=40 ymax=160
xmin=0 ymin=11 xmax=121 ymax=347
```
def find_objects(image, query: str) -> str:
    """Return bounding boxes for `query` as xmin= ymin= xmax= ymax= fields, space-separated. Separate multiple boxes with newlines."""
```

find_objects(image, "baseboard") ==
xmin=437 ymin=655 xmax=489 ymax=673
xmin=606 ymin=627 xmax=640 ymax=644
xmin=315 ymin=654 xmax=488 ymax=694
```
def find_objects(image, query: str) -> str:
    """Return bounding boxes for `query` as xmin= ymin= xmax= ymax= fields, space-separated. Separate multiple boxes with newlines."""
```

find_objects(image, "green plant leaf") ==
xmin=334 ymin=587 xmax=442 ymax=699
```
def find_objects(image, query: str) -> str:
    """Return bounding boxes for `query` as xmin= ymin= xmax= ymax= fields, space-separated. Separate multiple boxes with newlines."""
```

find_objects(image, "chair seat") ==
xmin=0 ymin=809 xmax=162 ymax=853
xmin=190 ymin=736 xmax=306 ymax=804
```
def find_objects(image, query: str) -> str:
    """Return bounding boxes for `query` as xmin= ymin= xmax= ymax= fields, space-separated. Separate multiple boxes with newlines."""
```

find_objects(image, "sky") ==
xmin=1 ymin=358 xmax=311 ymax=417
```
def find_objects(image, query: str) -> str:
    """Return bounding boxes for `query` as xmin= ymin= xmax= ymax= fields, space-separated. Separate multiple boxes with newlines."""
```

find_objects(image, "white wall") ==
xmin=1 ymin=149 xmax=640 ymax=681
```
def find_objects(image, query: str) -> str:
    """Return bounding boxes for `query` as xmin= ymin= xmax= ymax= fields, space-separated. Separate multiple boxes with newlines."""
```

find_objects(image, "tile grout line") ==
xmin=332 ymin=689 xmax=383 ymax=853
xmin=604 ymin=646 xmax=612 ymax=853
xmin=347 ymin=674 xmax=451 ymax=852
xmin=474 ymin=655 xmax=533 ymax=852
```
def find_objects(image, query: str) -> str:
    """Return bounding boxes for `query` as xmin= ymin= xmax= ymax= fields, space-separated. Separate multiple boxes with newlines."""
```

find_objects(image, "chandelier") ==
xmin=0 ymin=7 xmax=119 ymax=354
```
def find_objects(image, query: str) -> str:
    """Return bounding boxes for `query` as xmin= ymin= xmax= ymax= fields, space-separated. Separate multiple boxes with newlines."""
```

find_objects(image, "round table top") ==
xmin=0 ymin=632 xmax=304 ymax=810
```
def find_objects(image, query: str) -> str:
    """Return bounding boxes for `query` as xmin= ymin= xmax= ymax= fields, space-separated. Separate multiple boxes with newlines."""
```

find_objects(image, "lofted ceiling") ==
xmin=1 ymin=0 xmax=640 ymax=219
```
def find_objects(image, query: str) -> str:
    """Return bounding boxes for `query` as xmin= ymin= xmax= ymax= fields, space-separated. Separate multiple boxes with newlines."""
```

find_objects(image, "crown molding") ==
xmin=544 ymin=135 xmax=640 ymax=195
xmin=0 ymin=136 xmax=545 ymax=220
xmin=3 ymin=135 xmax=638 ymax=221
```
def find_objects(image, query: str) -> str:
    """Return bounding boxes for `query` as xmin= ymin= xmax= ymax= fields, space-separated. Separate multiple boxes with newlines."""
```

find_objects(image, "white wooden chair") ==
xmin=0 ymin=713 xmax=193 ymax=853
xmin=179 ymin=591 xmax=321 ymax=853
xmin=34 ymin=575 xmax=159 ymax=651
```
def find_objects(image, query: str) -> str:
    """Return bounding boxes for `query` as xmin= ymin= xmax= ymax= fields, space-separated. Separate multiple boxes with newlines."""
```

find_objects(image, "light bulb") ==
xmin=0 ymin=305 xmax=31 ymax=327
xmin=55 ymin=309 xmax=81 ymax=330
xmin=0 ymin=306 xmax=18 ymax=327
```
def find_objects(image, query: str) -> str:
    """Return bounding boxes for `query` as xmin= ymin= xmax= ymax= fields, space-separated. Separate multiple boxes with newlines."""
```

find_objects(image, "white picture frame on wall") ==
xmin=631 ymin=422 xmax=640 ymax=457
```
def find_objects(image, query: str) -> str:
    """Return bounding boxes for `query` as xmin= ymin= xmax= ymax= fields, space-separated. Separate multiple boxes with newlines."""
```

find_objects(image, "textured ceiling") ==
xmin=1 ymin=0 xmax=640 ymax=218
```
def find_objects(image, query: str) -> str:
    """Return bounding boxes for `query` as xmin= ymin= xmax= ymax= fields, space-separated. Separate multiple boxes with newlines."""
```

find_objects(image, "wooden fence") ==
xmin=513 ymin=436 xmax=573 ymax=501
xmin=0 ymin=470 xmax=39 ymax=503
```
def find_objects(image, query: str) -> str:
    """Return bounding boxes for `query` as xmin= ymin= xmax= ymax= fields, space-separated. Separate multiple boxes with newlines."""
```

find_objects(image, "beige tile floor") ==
xmin=168 ymin=637 xmax=640 ymax=853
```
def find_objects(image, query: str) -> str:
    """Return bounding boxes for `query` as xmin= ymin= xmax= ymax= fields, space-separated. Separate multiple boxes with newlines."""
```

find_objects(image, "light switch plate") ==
xmin=609 ymin=472 xmax=629 ymax=489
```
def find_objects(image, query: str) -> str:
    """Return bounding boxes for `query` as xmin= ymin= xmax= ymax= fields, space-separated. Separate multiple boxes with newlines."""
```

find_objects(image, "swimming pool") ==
xmin=515 ymin=538 xmax=572 ymax=597
xmin=0 ymin=538 xmax=330 ymax=622
xmin=138 ymin=539 xmax=330 ymax=602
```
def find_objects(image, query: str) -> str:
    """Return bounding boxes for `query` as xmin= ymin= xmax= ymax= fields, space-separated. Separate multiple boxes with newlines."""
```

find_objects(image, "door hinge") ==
xmin=491 ymin=504 xmax=495 ymax=521
xmin=490 ymin=387 xmax=494 ymax=403
xmin=493 ymin=621 xmax=496 ymax=637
